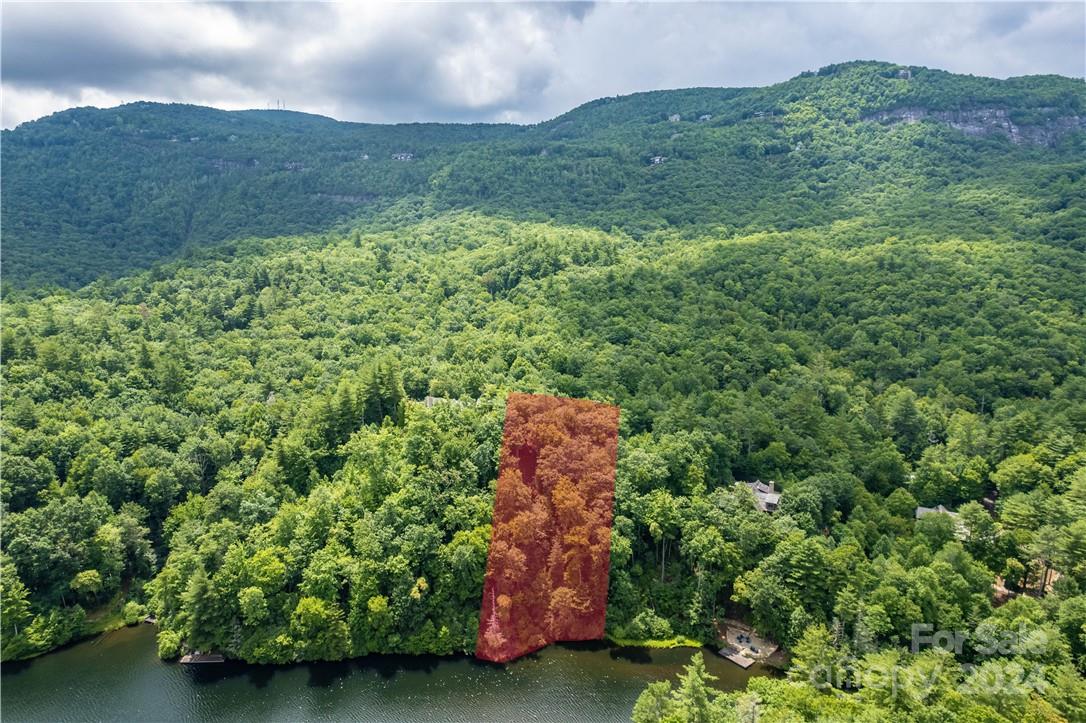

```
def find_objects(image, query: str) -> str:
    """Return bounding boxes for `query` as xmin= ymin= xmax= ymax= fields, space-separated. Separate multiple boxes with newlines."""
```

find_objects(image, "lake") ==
xmin=0 ymin=625 xmax=770 ymax=722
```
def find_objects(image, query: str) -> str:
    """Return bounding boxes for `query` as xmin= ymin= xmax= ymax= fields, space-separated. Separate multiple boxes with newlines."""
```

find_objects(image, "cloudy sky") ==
xmin=2 ymin=1 xmax=1083 ymax=129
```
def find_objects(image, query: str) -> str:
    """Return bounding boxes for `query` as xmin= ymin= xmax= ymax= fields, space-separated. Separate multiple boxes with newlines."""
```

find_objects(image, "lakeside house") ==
xmin=915 ymin=503 xmax=955 ymax=518
xmin=739 ymin=480 xmax=781 ymax=513
xmin=423 ymin=395 xmax=465 ymax=408
xmin=915 ymin=504 xmax=968 ymax=539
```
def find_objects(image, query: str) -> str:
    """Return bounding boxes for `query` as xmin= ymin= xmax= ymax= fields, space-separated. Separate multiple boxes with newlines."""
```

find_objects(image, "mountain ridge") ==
xmin=2 ymin=60 xmax=1083 ymax=290
xmin=12 ymin=59 xmax=1083 ymax=131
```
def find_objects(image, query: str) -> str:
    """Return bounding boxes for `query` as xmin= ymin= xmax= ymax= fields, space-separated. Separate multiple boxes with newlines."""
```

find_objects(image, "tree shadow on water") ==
xmin=609 ymin=646 xmax=653 ymax=664
xmin=557 ymin=640 xmax=610 ymax=653
xmin=554 ymin=638 xmax=654 ymax=664
xmin=184 ymin=660 xmax=277 ymax=688
xmin=307 ymin=652 xmax=475 ymax=687
xmin=0 ymin=658 xmax=34 ymax=675
xmin=185 ymin=648 xmax=542 ymax=690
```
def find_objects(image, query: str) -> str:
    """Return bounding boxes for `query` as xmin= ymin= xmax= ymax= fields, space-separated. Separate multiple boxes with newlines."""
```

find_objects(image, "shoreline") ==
xmin=604 ymin=634 xmax=706 ymax=650
xmin=10 ymin=625 xmax=718 ymax=667
xmin=10 ymin=617 xmax=785 ymax=672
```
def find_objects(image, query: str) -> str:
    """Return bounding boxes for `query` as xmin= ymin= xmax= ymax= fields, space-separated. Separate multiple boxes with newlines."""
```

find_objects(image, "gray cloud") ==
xmin=1 ymin=1 xmax=1083 ymax=128
xmin=2 ymin=3 xmax=250 ymax=89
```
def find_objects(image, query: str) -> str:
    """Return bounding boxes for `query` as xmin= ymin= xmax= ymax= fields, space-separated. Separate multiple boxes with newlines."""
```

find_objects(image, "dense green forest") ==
xmin=3 ymin=61 xmax=1083 ymax=288
xmin=2 ymin=61 xmax=1085 ymax=721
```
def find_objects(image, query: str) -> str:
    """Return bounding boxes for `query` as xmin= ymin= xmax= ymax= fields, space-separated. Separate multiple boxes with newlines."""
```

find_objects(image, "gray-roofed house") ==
xmin=422 ymin=396 xmax=469 ymax=409
xmin=915 ymin=504 xmax=967 ymax=539
xmin=739 ymin=480 xmax=781 ymax=513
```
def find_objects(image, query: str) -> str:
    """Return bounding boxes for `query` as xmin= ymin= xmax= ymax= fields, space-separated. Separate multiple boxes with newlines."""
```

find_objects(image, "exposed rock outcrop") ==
xmin=864 ymin=106 xmax=1084 ymax=146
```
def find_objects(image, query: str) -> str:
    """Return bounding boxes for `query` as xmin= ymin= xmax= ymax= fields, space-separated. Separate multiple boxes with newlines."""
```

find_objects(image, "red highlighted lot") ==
xmin=475 ymin=393 xmax=620 ymax=663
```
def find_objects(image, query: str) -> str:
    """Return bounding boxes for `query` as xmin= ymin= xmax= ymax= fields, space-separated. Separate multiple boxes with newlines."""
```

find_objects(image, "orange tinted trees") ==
xmin=476 ymin=393 xmax=620 ymax=662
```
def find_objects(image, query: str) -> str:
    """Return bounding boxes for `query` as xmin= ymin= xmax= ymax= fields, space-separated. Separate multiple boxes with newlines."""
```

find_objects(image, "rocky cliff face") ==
xmin=865 ymin=106 xmax=1084 ymax=146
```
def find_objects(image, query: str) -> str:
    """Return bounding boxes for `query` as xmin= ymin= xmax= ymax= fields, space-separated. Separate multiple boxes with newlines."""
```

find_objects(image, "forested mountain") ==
xmin=2 ymin=61 xmax=1086 ymax=722
xmin=3 ymin=60 xmax=1083 ymax=288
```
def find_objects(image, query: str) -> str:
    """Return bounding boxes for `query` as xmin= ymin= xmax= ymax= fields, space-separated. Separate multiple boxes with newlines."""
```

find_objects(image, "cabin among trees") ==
xmin=738 ymin=480 xmax=781 ymax=513
xmin=915 ymin=504 xmax=968 ymax=539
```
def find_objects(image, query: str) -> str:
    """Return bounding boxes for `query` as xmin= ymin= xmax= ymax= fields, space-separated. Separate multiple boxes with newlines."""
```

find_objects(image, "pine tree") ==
xmin=137 ymin=342 xmax=154 ymax=370
xmin=631 ymin=681 xmax=674 ymax=723
xmin=672 ymin=652 xmax=717 ymax=723
xmin=360 ymin=366 xmax=383 ymax=426
xmin=181 ymin=566 xmax=218 ymax=651
xmin=0 ymin=557 xmax=32 ymax=641
xmin=375 ymin=360 xmax=405 ymax=425
xmin=331 ymin=377 xmax=360 ymax=444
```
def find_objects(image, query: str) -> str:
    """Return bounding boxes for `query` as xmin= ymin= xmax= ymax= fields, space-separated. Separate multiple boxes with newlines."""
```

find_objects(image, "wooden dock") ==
xmin=179 ymin=652 xmax=225 ymax=664
xmin=717 ymin=646 xmax=756 ymax=669
xmin=715 ymin=618 xmax=778 ymax=668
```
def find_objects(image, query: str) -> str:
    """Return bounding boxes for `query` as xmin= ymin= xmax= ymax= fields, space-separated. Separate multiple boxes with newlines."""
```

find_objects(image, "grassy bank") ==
xmin=605 ymin=634 xmax=706 ymax=649
xmin=2 ymin=592 xmax=140 ymax=663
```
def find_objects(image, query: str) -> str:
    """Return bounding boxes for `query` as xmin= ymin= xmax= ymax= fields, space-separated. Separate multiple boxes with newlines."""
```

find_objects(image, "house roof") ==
xmin=738 ymin=480 xmax=780 ymax=511
xmin=915 ymin=504 xmax=959 ymax=519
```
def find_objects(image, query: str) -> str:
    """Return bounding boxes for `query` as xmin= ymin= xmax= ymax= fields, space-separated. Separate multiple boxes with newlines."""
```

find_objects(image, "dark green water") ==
xmin=0 ymin=625 xmax=769 ymax=722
